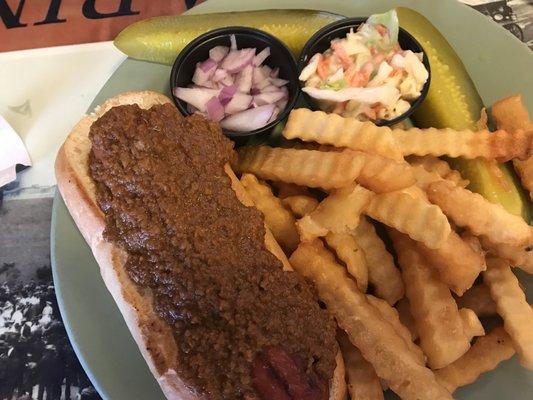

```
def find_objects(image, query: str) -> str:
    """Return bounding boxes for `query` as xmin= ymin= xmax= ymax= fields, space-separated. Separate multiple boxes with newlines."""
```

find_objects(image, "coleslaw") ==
xmin=299 ymin=10 xmax=429 ymax=122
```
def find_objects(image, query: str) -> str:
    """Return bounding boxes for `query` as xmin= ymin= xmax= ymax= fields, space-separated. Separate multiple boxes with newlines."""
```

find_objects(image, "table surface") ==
xmin=0 ymin=1 xmax=532 ymax=400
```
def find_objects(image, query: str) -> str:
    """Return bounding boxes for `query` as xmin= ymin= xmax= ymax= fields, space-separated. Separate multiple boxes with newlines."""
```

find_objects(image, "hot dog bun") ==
xmin=55 ymin=91 xmax=346 ymax=400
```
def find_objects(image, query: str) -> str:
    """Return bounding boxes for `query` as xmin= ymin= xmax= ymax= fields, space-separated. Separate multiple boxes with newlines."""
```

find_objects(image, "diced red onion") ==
xmin=212 ymin=68 xmax=228 ymax=82
xmin=219 ymin=84 xmax=238 ymax=106
xmin=230 ymin=34 xmax=237 ymax=51
xmin=209 ymin=46 xmax=229 ymax=63
xmin=270 ymin=78 xmax=289 ymax=87
xmin=262 ymin=85 xmax=279 ymax=93
xmin=192 ymin=62 xmax=216 ymax=86
xmin=277 ymin=99 xmax=288 ymax=110
xmin=174 ymin=35 xmax=290 ymax=130
xmin=255 ymin=78 xmax=271 ymax=90
xmin=220 ymin=104 xmax=276 ymax=132
xmin=252 ymin=66 xmax=269 ymax=88
xmin=221 ymin=48 xmax=255 ymax=73
xmin=206 ymin=96 xmax=225 ymax=122
xmin=173 ymin=87 xmax=220 ymax=112
xmin=267 ymin=106 xmax=281 ymax=124
xmin=225 ymin=94 xmax=253 ymax=114
xmin=254 ymin=91 xmax=285 ymax=106
xmin=220 ymin=74 xmax=235 ymax=87
xmin=236 ymin=64 xmax=253 ymax=93
xmin=191 ymin=81 xmax=217 ymax=89
xmin=187 ymin=103 xmax=198 ymax=114
xmin=254 ymin=47 xmax=271 ymax=66
xmin=261 ymin=65 xmax=273 ymax=77
xmin=200 ymin=58 xmax=217 ymax=73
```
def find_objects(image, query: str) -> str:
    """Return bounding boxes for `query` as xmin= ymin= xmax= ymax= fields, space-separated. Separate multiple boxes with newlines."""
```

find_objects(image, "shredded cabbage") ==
xmin=298 ymin=8 xmax=428 ymax=122
xmin=326 ymin=68 xmax=345 ymax=84
xmin=368 ymin=62 xmax=393 ymax=87
xmin=321 ymin=79 xmax=347 ymax=91
xmin=303 ymin=85 xmax=400 ymax=107
xmin=404 ymin=50 xmax=429 ymax=84
xmin=359 ymin=9 xmax=399 ymax=50
xmin=344 ymin=30 xmax=371 ymax=56
xmin=299 ymin=53 xmax=321 ymax=81
xmin=364 ymin=9 xmax=399 ymax=47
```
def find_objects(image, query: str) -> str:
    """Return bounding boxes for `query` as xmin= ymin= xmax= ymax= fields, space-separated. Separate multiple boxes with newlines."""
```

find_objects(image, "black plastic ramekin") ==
xmin=170 ymin=27 xmax=300 ymax=142
xmin=298 ymin=17 xmax=431 ymax=126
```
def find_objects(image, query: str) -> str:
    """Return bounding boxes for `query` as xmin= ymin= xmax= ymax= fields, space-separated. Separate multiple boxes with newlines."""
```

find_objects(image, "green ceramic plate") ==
xmin=51 ymin=0 xmax=533 ymax=399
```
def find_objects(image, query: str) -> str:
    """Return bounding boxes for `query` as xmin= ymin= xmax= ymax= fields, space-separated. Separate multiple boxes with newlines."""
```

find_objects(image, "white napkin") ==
xmin=0 ymin=115 xmax=32 ymax=187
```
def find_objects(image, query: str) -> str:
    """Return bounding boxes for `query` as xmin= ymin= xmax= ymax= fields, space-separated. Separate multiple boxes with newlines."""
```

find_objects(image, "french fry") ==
xmin=284 ymin=108 xmax=530 ymax=161
xmin=331 ymin=351 xmax=348 ymax=400
xmin=354 ymin=217 xmax=404 ymax=305
xmin=297 ymin=184 xmax=372 ymax=241
xmin=434 ymin=327 xmax=515 ymax=393
xmin=366 ymin=295 xmax=426 ymax=365
xmin=456 ymin=284 xmax=497 ymax=317
xmin=365 ymin=189 xmax=451 ymax=249
xmin=356 ymin=151 xmax=416 ymax=193
xmin=240 ymin=174 xmax=299 ymax=253
xmin=461 ymin=232 xmax=484 ymax=255
xmin=236 ymin=146 xmax=364 ymax=190
xmin=289 ymin=240 xmax=452 ymax=400
xmin=391 ymin=126 xmax=529 ymax=162
xmin=283 ymin=108 xmax=404 ymax=161
xmin=399 ymin=185 xmax=428 ymax=200
xmin=325 ymin=232 xmax=368 ymax=292
xmin=339 ymin=332 xmax=384 ymax=400
xmin=272 ymin=181 xmax=311 ymax=199
xmin=479 ymin=236 xmax=533 ymax=274
xmin=427 ymin=180 xmax=532 ymax=247
xmin=390 ymin=231 xmax=471 ymax=369
xmin=491 ymin=94 xmax=533 ymax=133
xmin=477 ymin=108 xmax=489 ymax=130
xmin=491 ymin=94 xmax=533 ymax=201
xmin=410 ymin=164 xmax=446 ymax=191
xmin=281 ymin=195 xmax=319 ymax=218
xmin=414 ymin=230 xmax=486 ymax=296
xmin=483 ymin=257 xmax=533 ymax=369
xmin=264 ymin=229 xmax=293 ymax=272
xmin=396 ymin=298 xmax=419 ymax=341
xmin=407 ymin=155 xmax=469 ymax=187
xmin=458 ymin=308 xmax=485 ymax=340
xmin=227 ymin=166 xmax=293 ymax=272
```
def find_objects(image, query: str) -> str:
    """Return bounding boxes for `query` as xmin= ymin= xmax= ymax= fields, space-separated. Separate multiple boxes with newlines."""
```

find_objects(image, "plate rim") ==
xmin=51 ymin=1 xmax=533 ymax=399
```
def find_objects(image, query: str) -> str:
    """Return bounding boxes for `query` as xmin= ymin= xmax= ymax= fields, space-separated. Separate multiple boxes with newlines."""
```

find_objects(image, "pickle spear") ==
xmin=114 ymin=9 xmax=343 ymax=65
xmin=397 ymin=7 xmax=530 ymax=221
